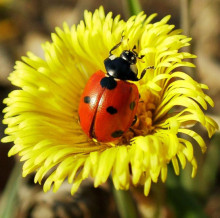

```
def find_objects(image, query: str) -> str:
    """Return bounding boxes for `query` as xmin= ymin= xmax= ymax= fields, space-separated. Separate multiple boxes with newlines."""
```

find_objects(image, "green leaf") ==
xmin=0 ymin=162 xmax=22 ymax=218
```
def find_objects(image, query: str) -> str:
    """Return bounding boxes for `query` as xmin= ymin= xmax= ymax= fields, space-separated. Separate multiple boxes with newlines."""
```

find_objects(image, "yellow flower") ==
xmin=2 ymin=7 xmax=218 ymax=196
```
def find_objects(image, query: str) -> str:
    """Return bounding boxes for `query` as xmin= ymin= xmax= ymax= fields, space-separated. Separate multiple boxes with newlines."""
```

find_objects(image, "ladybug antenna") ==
xmin=132 ymin=45 xmax=145 ymax=60
xmin=133 ymin=45 xmax=136 ymax=50
xmin=137 ymin=55 xmax=145 ymax=63
xmin=125 ymin=37 xmax=132 ymax=51
xmin=109 ymin=31 xmax=125 ymax=56
xmin=131 ymin=45 xmax=138 ymax=57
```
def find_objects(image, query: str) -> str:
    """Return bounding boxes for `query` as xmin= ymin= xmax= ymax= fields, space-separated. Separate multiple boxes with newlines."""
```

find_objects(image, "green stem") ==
xmin=112 ymin=188 xmax=139 ymax=218
xmin=166 ymin=165 xmax=207 ymax=218
xmin=123 ymin=0 xmax=142 ymax=17
xmin=0 ymin=162 xmax=22 ymax=218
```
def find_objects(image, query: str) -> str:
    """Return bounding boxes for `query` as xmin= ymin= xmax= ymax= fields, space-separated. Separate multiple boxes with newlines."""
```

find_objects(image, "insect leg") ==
xmin=138 ymin=66 xmax=155 ymax=80
xmin=109 ymin=31 xmax=125 ymax=56
xmin=131 ymin=115 xmax=137 ymax=126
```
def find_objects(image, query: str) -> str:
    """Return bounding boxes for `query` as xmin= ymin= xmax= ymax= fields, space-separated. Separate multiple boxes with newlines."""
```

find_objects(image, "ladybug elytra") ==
xmin=78 ymin=37 xmax=150 ymax=142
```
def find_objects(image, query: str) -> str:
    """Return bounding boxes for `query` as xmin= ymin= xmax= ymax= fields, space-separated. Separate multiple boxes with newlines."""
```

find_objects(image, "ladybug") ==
xmin=78 ymin=37 xmax=149 ymax=142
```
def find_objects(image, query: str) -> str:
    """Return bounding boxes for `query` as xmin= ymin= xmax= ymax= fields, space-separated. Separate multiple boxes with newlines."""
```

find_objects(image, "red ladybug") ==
xmin=78 ymin=39 xmax=148 ymax=142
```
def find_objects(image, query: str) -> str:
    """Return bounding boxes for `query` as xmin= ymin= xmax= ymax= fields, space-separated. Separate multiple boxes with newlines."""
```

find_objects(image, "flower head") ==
xmin=2 ymin=7 xmax=218 ymax=196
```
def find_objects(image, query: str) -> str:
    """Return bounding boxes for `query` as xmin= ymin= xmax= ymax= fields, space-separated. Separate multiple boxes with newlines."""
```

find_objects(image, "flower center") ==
xmin=117 ymin=89 xmax=156 ymax=145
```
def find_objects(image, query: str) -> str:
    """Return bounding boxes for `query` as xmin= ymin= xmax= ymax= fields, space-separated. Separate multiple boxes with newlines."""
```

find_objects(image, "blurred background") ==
xmin=0 ymin=0 xmax=219 ymax=217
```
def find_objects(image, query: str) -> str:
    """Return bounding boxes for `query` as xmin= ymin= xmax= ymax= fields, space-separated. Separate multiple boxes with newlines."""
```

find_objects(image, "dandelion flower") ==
xmin=2 ymin=7 xmax=218 ymax=196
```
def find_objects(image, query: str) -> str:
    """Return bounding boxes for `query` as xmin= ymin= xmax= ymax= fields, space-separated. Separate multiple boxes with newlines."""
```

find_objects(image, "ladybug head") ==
xmin=120 ymin=50 xmax=137 ymax=65
xmin=120 ymin=46 xmax=145 ymax=65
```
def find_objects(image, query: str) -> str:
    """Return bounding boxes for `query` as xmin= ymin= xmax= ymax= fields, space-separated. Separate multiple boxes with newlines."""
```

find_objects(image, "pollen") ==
xmin=134 ymin=92 xmax=155 ymax=132
xmin=118 ymin=90 xmax=156 ymax=144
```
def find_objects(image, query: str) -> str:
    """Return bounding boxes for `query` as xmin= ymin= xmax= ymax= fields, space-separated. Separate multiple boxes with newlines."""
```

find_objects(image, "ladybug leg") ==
xmin=138 ymin=54 xmax=145 ymax=60
xmin=109 ymin=32 xmax=125 ymax=56
xmin=138 ymin=66 xmax=155 ymax=80
xmin=131 ymin=115 xmax=137 ymax=126
xmin=128 ymin=116 xmax=137 ymax=137
xmin=129 ymin=127 xmax=135 ymax=134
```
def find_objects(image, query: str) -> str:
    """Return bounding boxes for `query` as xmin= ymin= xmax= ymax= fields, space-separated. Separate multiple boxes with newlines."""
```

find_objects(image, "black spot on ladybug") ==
xmin=106 ymin=106 xmax=117 ymax=114
xmin=111 ymin=130 xmax=124 ymax=138
xmin=130 ymin=101 xmax=136 ymax=110
xmin=100 ymin=77 xmax=117 ymax=90
xmin=84 ymin=96 xmax=91 ymax=103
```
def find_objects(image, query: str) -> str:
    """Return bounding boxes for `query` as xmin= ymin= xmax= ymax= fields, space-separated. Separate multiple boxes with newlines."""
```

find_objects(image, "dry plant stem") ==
xmin=180 ymin=0 xmax=194 ymax=76
xmin=180 ymin=0 xmax=191 ymax=37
